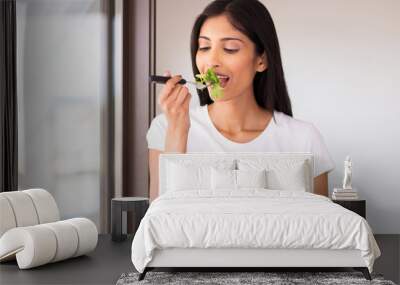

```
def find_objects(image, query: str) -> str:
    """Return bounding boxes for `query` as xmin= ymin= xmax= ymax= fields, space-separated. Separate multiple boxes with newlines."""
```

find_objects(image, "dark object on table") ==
xmin=111 ymin=197 xmax=149 ymax=242
xmin=332 ymin=199 xmax=366 ymax=219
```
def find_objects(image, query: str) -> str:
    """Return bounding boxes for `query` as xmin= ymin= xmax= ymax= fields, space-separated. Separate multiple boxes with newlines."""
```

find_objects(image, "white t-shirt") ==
xmin=146 ymin=105 xmax=335 ymax=177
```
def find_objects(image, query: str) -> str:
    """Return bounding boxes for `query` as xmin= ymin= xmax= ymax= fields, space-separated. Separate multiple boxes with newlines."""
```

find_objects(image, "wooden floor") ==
xmin=0 ymin=234 xmax=398 ymax=285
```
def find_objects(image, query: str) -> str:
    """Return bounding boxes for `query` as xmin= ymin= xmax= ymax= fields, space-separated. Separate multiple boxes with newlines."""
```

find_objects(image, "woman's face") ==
xmin=196 ymin=14 xmax=267 ymax=102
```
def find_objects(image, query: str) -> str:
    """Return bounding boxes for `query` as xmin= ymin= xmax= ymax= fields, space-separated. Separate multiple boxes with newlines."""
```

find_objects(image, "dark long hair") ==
xmin=190 ymin=0 xmax=293 ymax=117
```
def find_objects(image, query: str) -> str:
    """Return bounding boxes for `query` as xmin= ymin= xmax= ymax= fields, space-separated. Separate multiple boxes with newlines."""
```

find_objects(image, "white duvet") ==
xmin=131 ymin=189 xmax=381 ymax=273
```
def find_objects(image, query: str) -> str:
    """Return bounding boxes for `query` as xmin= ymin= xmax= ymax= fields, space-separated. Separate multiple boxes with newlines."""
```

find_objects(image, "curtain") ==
xmin=120 ymin=0 xmax=154 ymax=232
xmin=0 ymin=0 xmax=18 ymax=192
xmin=122 ymin=0 xmax=154 ymax=198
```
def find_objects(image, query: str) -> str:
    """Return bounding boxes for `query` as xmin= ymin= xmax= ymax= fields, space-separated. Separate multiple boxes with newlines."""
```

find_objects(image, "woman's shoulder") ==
xmin=274 ymin=110 xmax=316 ymax=134
xmin=273 ymin=110 xmax=328 ymax=148
xmin=274 ymin=110 xmax=335 ymax=176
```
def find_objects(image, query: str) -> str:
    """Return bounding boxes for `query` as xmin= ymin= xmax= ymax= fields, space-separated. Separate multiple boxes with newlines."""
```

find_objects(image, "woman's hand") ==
xmin=158 ymin=70 xmax=192 ymax=153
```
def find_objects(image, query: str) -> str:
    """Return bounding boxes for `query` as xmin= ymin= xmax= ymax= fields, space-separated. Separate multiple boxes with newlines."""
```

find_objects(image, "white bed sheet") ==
xmin=131 ymin=189 xmax=380 ymax=273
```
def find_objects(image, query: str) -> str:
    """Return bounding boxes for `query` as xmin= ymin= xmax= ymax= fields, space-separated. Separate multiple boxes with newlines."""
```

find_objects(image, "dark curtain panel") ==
xmin=0 ymin=0 xmax=18 ymax=192
xmin=121 ymin=0 xmax=154 ymax=232
xmin=122 ymin=0 xmax=154 ymax=198
xmin=100 ymin=0 xmax=116 ymax=234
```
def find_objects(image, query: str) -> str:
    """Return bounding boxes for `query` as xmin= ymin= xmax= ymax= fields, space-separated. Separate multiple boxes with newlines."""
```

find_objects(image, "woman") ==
xmin=147 ymin=0 xmax=335 ymax=201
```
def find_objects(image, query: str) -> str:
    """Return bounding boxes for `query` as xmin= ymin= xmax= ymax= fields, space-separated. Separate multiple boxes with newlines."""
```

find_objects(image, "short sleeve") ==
xmin=308 ymin=124 xmax=335 ymax=177
xmin=146 ymin=114 xmax=168 ymax=151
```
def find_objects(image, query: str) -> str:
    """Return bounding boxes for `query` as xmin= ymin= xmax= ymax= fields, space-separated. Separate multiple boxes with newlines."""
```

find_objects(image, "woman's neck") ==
xmin=207 ymin=91 xmax=271 ymax=134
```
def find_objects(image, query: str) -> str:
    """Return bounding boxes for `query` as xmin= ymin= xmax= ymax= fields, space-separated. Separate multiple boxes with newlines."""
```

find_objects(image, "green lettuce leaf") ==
xmin=195 ymin=67 xmax=224 ymax=101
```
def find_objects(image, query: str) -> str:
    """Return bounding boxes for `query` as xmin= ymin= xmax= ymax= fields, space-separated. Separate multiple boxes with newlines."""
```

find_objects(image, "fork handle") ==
xmin=149 ymin=75 xmax=186 ymax=85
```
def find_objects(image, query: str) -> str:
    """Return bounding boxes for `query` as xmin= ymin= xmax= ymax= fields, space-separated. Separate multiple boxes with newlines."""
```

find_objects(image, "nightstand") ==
xmin=111 ymin=197 xmax=149 ymax=241
xmin=332 ymin=199 xmax=366 ymax=219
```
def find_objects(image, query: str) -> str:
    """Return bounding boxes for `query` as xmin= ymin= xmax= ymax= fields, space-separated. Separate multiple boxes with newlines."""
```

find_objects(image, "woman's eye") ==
xmin=198 ymin=47 xmax=239 ymax=53
xmin=224 ymin=48 xmax=239 ymax=53
xmin=198 ymin=47 xmax=210 ymax=51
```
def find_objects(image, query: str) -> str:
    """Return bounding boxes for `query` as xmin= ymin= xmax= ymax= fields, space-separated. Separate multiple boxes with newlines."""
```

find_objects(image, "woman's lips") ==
xmin=217 ymin=74 xmax=230 ymax=88
xmin=219 ymin=77 xmax=229 ymax=88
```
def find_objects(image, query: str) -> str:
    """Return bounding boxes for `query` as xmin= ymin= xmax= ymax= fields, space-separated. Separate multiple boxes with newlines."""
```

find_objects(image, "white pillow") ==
xmin=236 ymin=169 xmax=267 ymax=188
xmin=266 ymin=162 xmax=307 ymax=191
xmin=167 ymin=162 xmax=211 ymax=191
xmin=211 ymin=168 xmax=268 ymax=190
xmin=211 ymin=168 xmax=236 ymax=190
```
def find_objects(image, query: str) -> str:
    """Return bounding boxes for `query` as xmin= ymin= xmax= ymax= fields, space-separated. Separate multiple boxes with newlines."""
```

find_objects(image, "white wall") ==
xmin=16 ymin=0 xmax=108 ymax=229
xmin=156 ymin=0 xmax=400 ymax=234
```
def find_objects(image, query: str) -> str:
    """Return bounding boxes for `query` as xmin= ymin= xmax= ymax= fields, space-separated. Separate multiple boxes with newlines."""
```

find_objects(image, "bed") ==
xmin=131 ymin=152 xmax=381 ymax=281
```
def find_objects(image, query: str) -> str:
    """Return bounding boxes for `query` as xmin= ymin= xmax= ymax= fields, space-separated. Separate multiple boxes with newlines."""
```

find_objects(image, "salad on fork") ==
xmin=195 ymin=67 xmax=224 ymax=101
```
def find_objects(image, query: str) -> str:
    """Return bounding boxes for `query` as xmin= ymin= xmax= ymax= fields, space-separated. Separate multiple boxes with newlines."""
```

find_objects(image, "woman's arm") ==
xmin=313 ymin=172 xmax=329 ymax=197
xmin=148 ymin=72 xmax=191 ymax=203
xmin=149 ymin=149 xmax=162 ymax=203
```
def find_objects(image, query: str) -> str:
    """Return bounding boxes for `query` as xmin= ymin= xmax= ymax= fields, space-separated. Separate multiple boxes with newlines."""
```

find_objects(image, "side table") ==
xmin=332 ymin=199 xmax=366 ymax=219
xmin=111 ymin=197 xmax=149 ymax=241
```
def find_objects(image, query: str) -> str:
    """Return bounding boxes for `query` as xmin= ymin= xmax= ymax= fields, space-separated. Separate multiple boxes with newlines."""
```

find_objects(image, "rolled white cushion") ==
xmin=23 ymin=189 xmax=60 ymax=223
xmin=0 ymin=196 xmax=17 ymax=237
xmin=42 ymin=221 xmax=79 ymax=262
xmin=0 ymin=218 xmax=98 ymax=269
xmin=64 ymin=218 xmax=98 ymax=257
xmin=0 ymin=225 xmax=57 ymax=269
xmin=0 ymin=191 xmax=39 ymax=227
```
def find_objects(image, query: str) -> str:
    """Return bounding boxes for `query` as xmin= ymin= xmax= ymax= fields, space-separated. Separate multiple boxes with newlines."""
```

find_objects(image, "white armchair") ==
xmin=0 ymin=188 xmax=98 ymax=269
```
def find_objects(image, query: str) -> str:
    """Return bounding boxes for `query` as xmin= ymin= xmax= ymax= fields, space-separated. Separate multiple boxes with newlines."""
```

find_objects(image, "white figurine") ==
xmin=342 ymin=155 xmax=352 ymax=190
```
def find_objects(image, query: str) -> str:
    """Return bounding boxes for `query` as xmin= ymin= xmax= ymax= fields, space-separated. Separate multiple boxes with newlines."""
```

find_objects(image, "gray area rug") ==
xmin=116 ymin=271 xmax=396 ymax=285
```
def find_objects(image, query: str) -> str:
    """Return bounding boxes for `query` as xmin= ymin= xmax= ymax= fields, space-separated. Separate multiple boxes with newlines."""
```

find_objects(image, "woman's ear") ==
xmin=256 ymin=51 xmax=268 ymax=72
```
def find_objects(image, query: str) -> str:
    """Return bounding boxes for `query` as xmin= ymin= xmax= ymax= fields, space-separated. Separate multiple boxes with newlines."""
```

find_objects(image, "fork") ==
xmin=149 ymin=75 xmax=209 ymax=90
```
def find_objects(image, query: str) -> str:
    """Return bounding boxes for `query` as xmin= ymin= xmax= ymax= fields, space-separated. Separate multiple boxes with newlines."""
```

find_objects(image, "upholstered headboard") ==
xmin=159 ymin=152 xmax=314 ymax=195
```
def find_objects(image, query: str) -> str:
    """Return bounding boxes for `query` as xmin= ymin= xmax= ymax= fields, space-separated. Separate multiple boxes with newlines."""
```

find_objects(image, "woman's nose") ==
xmin=206 ymin=49 xmax=221 ymax=68
xmin=206 ymin=63 xmax=220 ymax=71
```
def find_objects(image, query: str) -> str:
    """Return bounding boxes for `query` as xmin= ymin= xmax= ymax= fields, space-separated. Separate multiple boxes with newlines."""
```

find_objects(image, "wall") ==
xmin=155 ymin=0 xmax=400 ymax=234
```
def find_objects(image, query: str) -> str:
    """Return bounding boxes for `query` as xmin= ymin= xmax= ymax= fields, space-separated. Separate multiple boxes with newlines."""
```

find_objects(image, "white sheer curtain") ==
xmin=16 ymin=0 xmax=110 ymax=231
